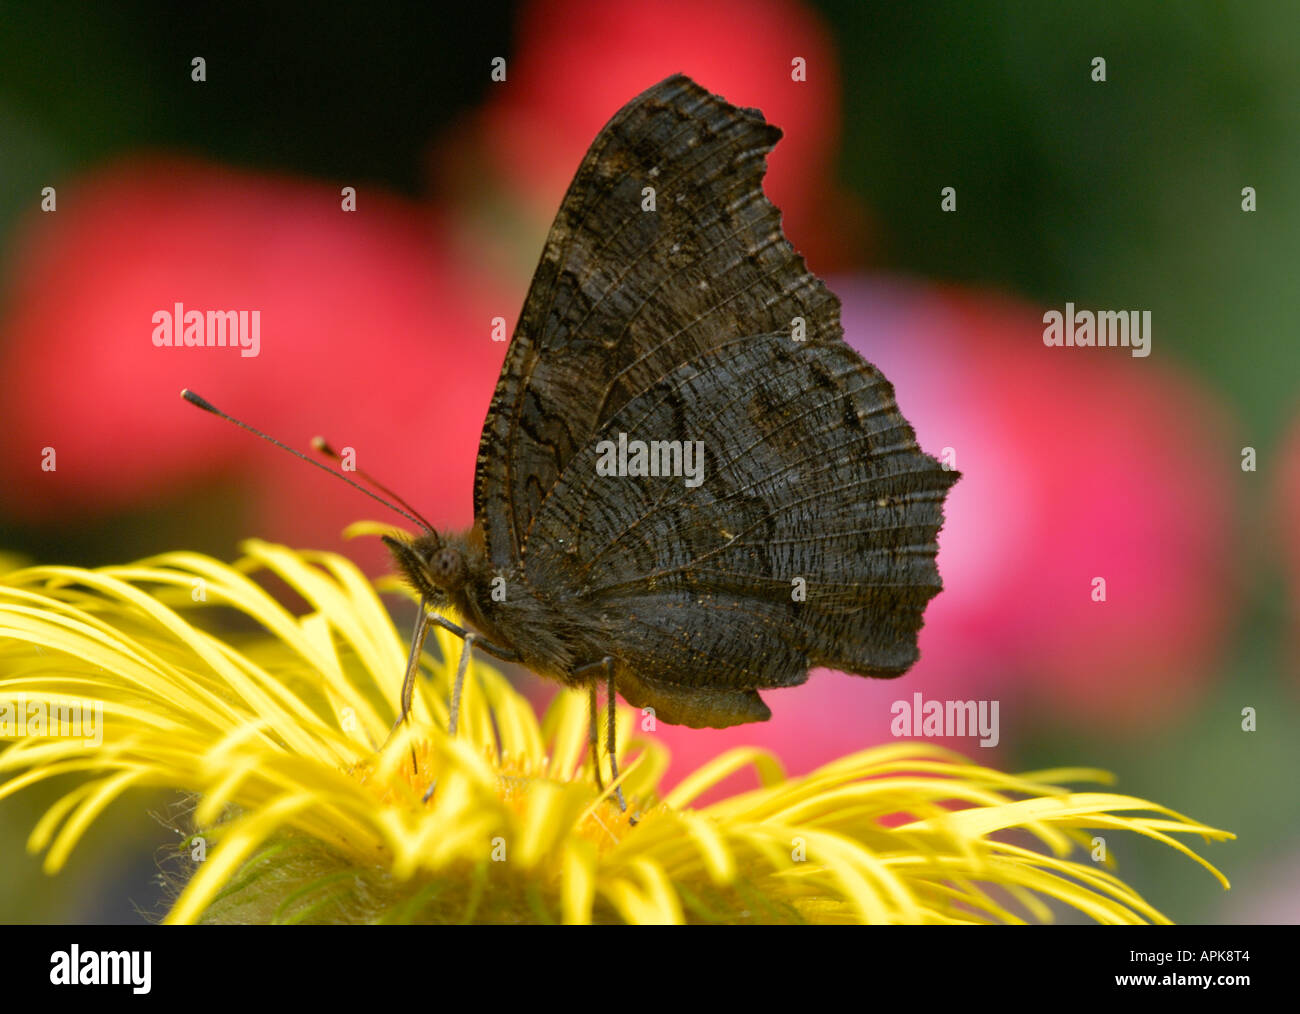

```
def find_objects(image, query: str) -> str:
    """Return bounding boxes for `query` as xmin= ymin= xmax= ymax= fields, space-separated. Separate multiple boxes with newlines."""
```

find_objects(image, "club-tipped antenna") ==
xmin=180 ymin=389 xmax=432 ymax=533
xmin=311 ymin=436 xmax=437 ymax=533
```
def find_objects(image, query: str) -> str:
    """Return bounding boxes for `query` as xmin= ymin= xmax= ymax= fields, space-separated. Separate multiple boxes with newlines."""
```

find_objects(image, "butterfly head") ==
xmin=383 ymin=531 xmax=468 ymax=604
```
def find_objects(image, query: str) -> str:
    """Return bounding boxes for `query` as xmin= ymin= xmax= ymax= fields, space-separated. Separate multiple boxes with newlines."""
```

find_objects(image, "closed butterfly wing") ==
xmin=475 ymin=73 xmax=957 ymax=728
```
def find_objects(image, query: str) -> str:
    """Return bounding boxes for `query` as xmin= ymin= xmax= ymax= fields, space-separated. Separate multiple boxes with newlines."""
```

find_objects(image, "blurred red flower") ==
xmin=851 ymin=279 xmax=1239 ymax=720
xmin=0 ymin=157 xmax=507 ymax=551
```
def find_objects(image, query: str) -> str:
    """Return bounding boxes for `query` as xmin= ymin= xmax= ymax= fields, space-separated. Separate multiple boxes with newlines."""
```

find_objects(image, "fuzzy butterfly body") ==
xmin=386 ymin=74 xmax=958 ymax=729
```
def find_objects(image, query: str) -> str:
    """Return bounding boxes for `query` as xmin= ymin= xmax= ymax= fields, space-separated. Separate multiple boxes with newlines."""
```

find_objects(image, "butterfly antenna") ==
xmin=311 ymin=436 xmax=438 ymax=534
xmin=180 ymin=389 xmax=432 ymax=533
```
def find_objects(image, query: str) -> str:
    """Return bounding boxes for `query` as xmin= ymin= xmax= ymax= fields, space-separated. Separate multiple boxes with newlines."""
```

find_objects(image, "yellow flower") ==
xmin=0 ymin=533 xmax=1233 ymax=924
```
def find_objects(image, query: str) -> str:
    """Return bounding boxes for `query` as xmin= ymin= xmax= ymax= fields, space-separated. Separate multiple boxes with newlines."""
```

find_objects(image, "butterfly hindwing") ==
xmin=525 ymin=332 xmax=954 ymax=707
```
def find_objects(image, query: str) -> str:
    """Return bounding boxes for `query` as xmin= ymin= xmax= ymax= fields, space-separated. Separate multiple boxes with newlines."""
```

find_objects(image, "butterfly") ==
xmin=186 ymin=74 xmax=956 ymax=811
xmin=379 ymin=74 xmax=959 ymax=808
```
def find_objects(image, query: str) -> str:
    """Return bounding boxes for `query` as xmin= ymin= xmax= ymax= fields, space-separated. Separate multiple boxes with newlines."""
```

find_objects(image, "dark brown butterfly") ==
xmin=384 ymin=75 xmax=958 ymax=804
xmin=186 ymin=74 xmax=956 ymax=812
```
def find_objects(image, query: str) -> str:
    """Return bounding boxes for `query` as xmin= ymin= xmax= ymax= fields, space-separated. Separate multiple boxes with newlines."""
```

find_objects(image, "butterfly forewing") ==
xmin=475 ymin=74 xmax=842 ymax=566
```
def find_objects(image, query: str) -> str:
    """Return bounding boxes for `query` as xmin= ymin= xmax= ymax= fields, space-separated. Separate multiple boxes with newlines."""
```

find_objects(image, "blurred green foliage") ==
xmin=822 ymin=0 xmax=1300 ymax=443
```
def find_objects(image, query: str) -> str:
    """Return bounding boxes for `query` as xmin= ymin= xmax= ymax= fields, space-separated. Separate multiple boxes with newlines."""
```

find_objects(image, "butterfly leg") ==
xmin=383 ymin=602 xmax=519 ymax=780
xmin=420 ymin=630 xmax=478 ymax=803
xmin=393 ymin=599 xmax=430 ymax=730
xmin=588 ymin=681 xmax=606 ymax=792
xmin=382 ymin=596 xmax=431 ymax=771
xmin=575 ymin=657 xmax=631 ymax=816
xmin=387 ymin=599 xmax=511 ymax=740
xmin=423 ymin=611 xmax=521 ymax=664
xmin=604 ymin=661 xmax=630 ymax=816
xmin=448 ymin=633 xmax=475 ymax=736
